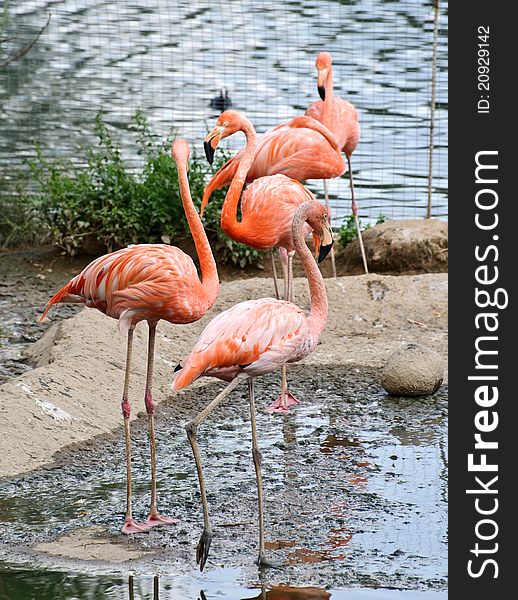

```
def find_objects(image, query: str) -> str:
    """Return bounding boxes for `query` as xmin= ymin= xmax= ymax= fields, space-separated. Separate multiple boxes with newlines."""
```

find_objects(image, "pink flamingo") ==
xmin=173 ymin=199 xmax=333 ymax=570
xmin=200 ymin=114 xmax=345 ymax=216
xmin=203 ymin=110 xmax=330 ymax=412
xmin=40 ymin=139 xmax=220 ymax=534
xmin=306 ymin=51 xmax=368 ymax=274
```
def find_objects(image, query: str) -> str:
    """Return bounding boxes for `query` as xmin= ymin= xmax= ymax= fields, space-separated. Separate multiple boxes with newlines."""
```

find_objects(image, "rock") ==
xmin=342 ymin=219 xmax=448 ymax=274
xmin=381 ymin=343 xmax=443 ymax=396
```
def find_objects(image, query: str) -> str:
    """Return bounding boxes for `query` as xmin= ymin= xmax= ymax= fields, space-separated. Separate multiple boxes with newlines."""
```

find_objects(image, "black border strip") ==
xmin=449 ymin=3 xmax=514 ymax=596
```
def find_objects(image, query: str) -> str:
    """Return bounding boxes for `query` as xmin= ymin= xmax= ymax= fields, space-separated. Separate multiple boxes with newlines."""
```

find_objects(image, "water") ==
xmin=0 ymin=570 xmax=448 ymax=600
xmin=0 ymin=367 xmax=447 ymax=596
xmin=0 ymin=0 xmax=448 ymax=226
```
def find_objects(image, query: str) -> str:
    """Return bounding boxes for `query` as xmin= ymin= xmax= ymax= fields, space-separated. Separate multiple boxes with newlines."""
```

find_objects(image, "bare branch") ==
xmin=0 ymin=12 xmax=51 ymax=68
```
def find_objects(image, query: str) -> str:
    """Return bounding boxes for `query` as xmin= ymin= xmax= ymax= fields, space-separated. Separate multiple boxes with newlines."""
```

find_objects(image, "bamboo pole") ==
xmin=426 ymin=0 xmax=440 ymax=219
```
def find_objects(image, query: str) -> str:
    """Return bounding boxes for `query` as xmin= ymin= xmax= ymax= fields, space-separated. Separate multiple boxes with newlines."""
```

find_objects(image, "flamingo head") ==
xmin=171 ymin=139 xmax=191 ymax=171
xmin=308 ymin=203 xmax=334 ymax=263
xmin=204 ymin=110 xmax=247 ymax=164
xmin=315 ymin=52 xmax=332 ymax=101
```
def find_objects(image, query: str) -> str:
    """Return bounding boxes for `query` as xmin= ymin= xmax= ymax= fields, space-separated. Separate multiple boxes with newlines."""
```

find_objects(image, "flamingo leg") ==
xmin=323 ymin=179 xmax=337 ymax=279
xmin=269 ymin=249 xmax=281 ymax=300
xmin=348 ymin=158 xmax=369 ymax=274
xmin=248 ymin=379 xmax=266 ymax=566
xmin=143 ymin=323 xmax=179 ymax=528
xmin=278 ymin=247 xmax=289 ymax=301
xmin=121 ymin=328 xmax=151 ymax=534
xmin=267 ymin=252 xmax=300 ymax=414
xmin=185 ymin=374 xmax=247 ymax=571
xmin=266 ymin=365 xmax=300 ymax=414
xmin=287 ymin=251 xmax=295 ymax=303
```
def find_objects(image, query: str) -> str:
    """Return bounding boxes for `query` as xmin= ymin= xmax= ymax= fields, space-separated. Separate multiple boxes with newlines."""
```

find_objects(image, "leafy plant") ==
xmin=0 ymin=170 xmax=45 ymax=247
xmin=338 ymin=213 xmax=386 ymax=248
xmin=214 ymin=234 xmax=263 ymax=269
xmin=22 ymin=110 xmax=264 ymax=268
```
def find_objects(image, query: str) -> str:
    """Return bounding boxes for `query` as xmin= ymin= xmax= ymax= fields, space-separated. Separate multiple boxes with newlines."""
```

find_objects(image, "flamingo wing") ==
xmin=41 ymin=244 xmax=204 ymax=330
xmin=305 ymin=98 xmax=360 ymax=158
xmin=201 ymin=116 xmax=345 ymax=212
xmin=172 ymin=298 xmax=311 ymax=389
xmin=246 ymin=117 xmax=345 ymax=182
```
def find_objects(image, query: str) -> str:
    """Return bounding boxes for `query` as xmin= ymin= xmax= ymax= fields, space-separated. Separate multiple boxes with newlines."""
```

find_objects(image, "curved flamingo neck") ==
xmin=292 ymin=204 xmax=328 ymax=336
xmin=322 ymin=67 xmax=334 ymax=128
xmin=220 ymin=120 xmax=257 ymax=239
xmin=176 ymin=157 xmax=219 ymax=299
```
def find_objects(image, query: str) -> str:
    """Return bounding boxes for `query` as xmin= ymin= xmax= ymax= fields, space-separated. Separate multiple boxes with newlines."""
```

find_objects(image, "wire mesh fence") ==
xmin=1 ymin=0 xmax=447 ymax=229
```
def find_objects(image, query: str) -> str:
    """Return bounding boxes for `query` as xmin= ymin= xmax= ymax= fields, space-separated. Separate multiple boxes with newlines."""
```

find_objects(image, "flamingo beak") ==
xmin=203 ymin=141 xmax=215 ymax=165
xmin=317 ymin=68 xmax=328 ymax=101
xmin=318 ymin=240 xmax=333 ymax=263
xmin=204 ymin=126 xmax=224 ymax=164
xmin=317 ymin=217 xmax=334 ymax=263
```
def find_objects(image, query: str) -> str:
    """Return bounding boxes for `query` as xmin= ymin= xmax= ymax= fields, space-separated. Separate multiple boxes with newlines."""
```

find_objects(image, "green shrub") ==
xmin=0 ymin=169 xmax=45 ymax=247
xmin=338 ymin=213 xmax=386 ymax=248
xmin=22 ymin=110 xmax=264 ymax=268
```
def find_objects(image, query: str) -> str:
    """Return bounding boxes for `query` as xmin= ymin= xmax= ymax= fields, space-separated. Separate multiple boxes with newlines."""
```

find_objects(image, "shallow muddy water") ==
xmin=0 ymin=366 xmax=447 ymax=596
xmin=0 ymin=569 xmax=447 ymax=600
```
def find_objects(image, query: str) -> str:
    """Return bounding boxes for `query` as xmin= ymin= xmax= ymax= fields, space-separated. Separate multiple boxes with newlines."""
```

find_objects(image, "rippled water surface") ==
xmin=1 ymin=0 xmax=448 ymax=225
xmin=0 ymin=570 xmax=448 ymax=600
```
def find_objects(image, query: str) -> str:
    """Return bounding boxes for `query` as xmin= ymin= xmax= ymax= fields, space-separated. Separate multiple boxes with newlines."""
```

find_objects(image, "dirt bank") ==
xmin=0 ymin=273 xmax=447 ymax=480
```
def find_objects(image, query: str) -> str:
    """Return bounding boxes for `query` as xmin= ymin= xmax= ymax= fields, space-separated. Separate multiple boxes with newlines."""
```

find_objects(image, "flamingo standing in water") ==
xmin=173 ymin=199 xmax=333 ymax=571
xmin=306 ymin=51 xmax=368 ymax=274
xmin=203 ymin=110 xmax=330 ymax=412
xmin=40 ymin=140 xmax=220 ymax=534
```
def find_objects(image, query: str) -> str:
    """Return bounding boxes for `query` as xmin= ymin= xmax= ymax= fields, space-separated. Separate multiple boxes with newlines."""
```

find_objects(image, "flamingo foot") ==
xmin=144 ymin=513 xmax=180 ymax=528
xmin=196 ymin=527 xmax=213 ymax=572
xmin=266 ymin=391 xmax=300 ymax=414
xmin=121 ymin=519 xmax=153 ymax=535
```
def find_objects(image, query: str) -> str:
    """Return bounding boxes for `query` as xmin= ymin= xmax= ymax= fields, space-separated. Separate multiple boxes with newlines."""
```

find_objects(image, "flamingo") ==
xmin=203 ymin=110 xmax=329 ymax=412
xmin=200 ymin=114 xmax=344 ymax=216
xmin=200 ymin=116 xmax=344 ymax=289
xmin=306 ymin=51 xmax=368 ymax=274
xmin=172 ymin=199 xmax=333 ymax=570
xmin=40 ymin=139 xmax=220 ymax=534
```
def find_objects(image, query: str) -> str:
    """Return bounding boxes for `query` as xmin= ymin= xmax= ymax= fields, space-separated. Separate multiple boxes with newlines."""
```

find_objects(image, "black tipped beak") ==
xmin=318 ymin=241 xmax=333 ymax=264
xmin=318 ymin=85 xmax=326 ymax=101
xmin=204 ymin=140 xmax=215 ymax=165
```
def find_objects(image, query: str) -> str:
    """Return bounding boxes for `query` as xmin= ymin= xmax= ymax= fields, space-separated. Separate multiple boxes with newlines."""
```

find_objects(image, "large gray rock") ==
xmin=381 ymin=342 xmax=444 ymax=397
xmin=343 ymin=219 xmax=448 ymax=274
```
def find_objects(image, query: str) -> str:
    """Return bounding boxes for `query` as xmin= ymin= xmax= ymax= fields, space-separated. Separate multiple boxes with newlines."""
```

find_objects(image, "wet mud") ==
xmin=0 ymin=249 xmax=85 ymax=384
xmin=0 ymin=366 xmax=447 ymax=592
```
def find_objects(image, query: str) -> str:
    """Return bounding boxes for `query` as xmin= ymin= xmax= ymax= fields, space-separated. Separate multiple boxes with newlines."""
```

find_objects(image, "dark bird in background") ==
xmin=209 ymin=87 xmax=232 ymax=111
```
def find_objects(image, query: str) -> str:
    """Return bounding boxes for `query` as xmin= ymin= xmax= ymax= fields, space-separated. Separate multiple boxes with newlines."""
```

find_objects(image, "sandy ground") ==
xmin=0 ymin=273 xmax=447 ymax=481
